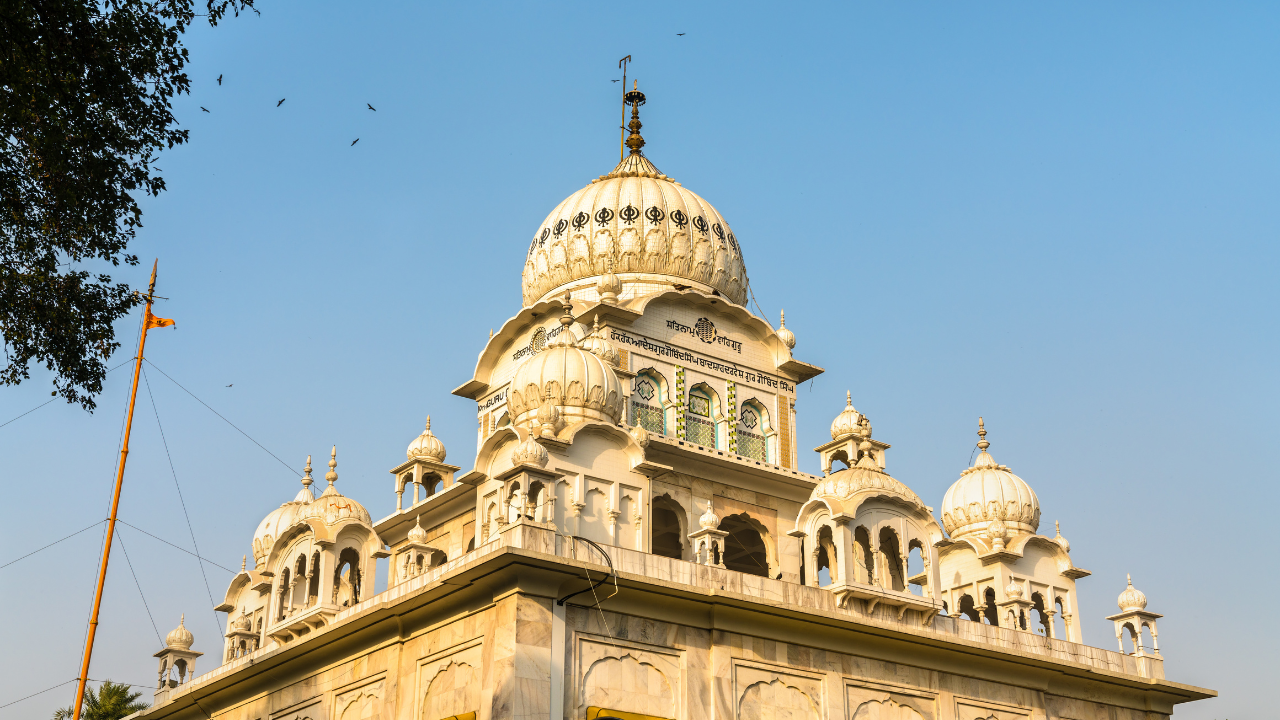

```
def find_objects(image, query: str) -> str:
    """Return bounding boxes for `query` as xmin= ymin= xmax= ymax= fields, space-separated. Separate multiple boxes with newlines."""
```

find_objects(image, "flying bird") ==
xmin=351 ymin=138 xmax=359 ymax=146
xmin=612 ymin=79 xmax=620 ymax=83
xmin=277 ymin=98 xmax=286 ymax=107
xmin=367 ymin=103 xmax=376 ymax=111
xmin=216 ymin=74 xmax=223 ymax=85
xmin=225 ymin=384 xmax=233 ymax=387
xmin=677 ymin=32 xmax=685 ymax=36
xmin=200 ymin=106 xmax=210 ymax=113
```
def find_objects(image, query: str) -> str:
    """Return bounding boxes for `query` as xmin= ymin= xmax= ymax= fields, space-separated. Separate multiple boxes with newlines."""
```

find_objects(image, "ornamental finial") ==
xmin=326 ymin=445 xmax=338 ymax=486
xmin=301 ymin=455 xmax=313 ymax=488
xmin=846 ymin=391 xmax=852 ymax=406
xmin=624 ymin=80 xmax=647 ymax=156
xmin=977 ymin=417 xmax=990 ymax=451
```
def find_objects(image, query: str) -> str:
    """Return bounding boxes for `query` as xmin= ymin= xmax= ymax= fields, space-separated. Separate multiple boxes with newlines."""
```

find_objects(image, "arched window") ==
xmin=307 ymin=551 xmax=321 ymax=604
xmin=466 ymin=537 xmax=476 ymax=553
xmin=333 ymin=548 xmax=361 ymax=608
xmin=631 ymin=370 xmax=667 ymax=435
xmin=277 ymin=568 xmax=291 ymax=620
xmin=1031 ymin=592 xmax=1052 ymax=636
xmin=878 ymin=527 xmax=905 ymax=591
xmin=1054 ymin=596 xmax=1067 ymax=639
xmin=816 ymin=525 xmax=836 ymax=587
xmin=686 ymin=384 xmax=717 ymax=448
xmin=650 ymin=495 xmax=685 ymax=560
xmin=854 ymin=526 xmax=874 ymax=585
xmin=424 ymin=472 xmax=445 ymax=497
xmin=495 ymin=412 xmax=511 ymax=429
xmin=292 ymin=555 xmax=308 ymax=609
xmin=719 ymin=513 xmax=768 ymax=577
xmin=906 ymin=541 xmax=925 ymax=596
xmin=982 ymin=587 xmax=999 ymax=626
xmin=958 ymin=594 xmax=980 ymax=621
xmin=737 ymin=399 xmax=769 ymax=462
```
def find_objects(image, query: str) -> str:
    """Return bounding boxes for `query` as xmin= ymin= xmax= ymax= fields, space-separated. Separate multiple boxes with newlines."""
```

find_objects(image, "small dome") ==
xmin=830 ymin=392 xmax=865 ymax=440
xmin=940 ymin=419 xmax=1040 ymax=541
xmin=299 ymin=447 xmax=373 ymax=527
xmin=251 ymin=458 xmax=316 ymax=567
xmin=507 ymin=302 xmax=624 ymax=427
xmin=810 ymin=440 xmax=928 ymax=516
xmin=407 ymin=515 xmax=428 ymax=544
xmin=1005 ymin=578 xmax=1024 ymax=601
xmin=510 ymin=435 xmax=550 ymax=468
xmin=166 ymin=614 xmax=194 ymax=650
xmin=580 ymin=316 xmax=620 ymax=367
xmin=1053 ymin=520 xmax=1071 ymax=553
xmin=698 ymin=501 xmax=719 ymax=529
xmin=407 ymin=417 xmax=447 ymax=462
xmin=230 ymin=610 xmax=252 ymax=633
xmin=776 ymin=310 xmax=796 ymax=350
xmin=1118 ymin=574 xmax=1148 ymax=612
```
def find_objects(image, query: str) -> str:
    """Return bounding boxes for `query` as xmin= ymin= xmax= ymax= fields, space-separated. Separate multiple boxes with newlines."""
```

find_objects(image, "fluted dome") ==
xmin=230 ymin=610 xmax=252 ymax=633
xmin=506 ymin=306 xmax=624 ymax=428
xmin=810 ymin=441 xmax=927 ymax=515
xmin=830 ymin=392 xmax=865 ymax=440
xmin=1117 ymin=574 xmax=1148 ymax=611
xmin=407 ymin=417 xmax=446 ymax=461
xmin=252 ymin=458 xmax=315 ymax=568
xmin=407 ymin=515 xmax=428 ymax=544
xmin=300 ymin=447 xmax=374 ymax=527
xmin=776 ymin=310 xmax=796 ymax=350
xmin=166 ymin=614 xmax=194 ymax=650
xmin=510 ymin=435 xmax=549 ymax=468
xmin=521 ymin=97 xmax=749 ymax=307
xmin=941 ymin=420 xmax=1040 ymax=541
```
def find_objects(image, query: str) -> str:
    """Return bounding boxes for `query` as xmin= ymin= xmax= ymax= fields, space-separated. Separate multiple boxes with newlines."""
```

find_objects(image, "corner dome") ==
xmin=251 ymin=457 xmax=316 ymax=568
xmin=940 ymin=419 xmax=1040 ymax=541
xmin=407 ymin=417 xmax=446 ymax=461
xmin=521 ymin=90 xmax=749 ymax=307
xmin=165 ymin=614 xmax=194 ymax=650
xmin=299 ymin=447 xmax=373 ymax=527
xmin=830 ymin=392 xmax=866 ymax=440
xmin=506 ymin=302 xmax=624 ymax=429
xmin=1118 ymin=574 xmax=1148 ymax=611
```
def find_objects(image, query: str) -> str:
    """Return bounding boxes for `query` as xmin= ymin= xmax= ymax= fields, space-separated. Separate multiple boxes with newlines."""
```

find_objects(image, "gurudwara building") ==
xmin=139 ymin=90 xmax=1213 ymax=720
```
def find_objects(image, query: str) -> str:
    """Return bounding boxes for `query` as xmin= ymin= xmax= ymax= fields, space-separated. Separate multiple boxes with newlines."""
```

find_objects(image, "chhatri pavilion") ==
xmin=139 ymin=88 xmax=1213 ymax=720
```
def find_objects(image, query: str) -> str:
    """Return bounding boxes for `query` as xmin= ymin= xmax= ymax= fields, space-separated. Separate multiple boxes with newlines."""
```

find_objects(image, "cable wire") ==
xmin=116 ymin=520 xmax=237 ymax=574
xmin=142 ymin=358 xmax=295 ymax=476
xmin=0 ymin=678 xmax=78 ymax=710
xmin=0 ymin=519 xmax=106 ymax=570
xmin=116 ymin=529 xmax=165 ymax=647
xmin=141 ymin=365 xmax=224 ymax=634
xmin=0 ymin=358 xmax=134 ymax=432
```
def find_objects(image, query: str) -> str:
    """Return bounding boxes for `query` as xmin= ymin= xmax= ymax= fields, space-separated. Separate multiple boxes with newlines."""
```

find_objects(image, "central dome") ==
xmin=521 ymin=93 xmax=749 ymax=306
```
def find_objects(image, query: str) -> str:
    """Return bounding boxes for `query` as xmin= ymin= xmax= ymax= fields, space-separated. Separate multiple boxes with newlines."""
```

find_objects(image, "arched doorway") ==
xmin=650 ymin=496 xmax=685 ymax=560
xmin=719 ymin=514 xmax=769 ymax=577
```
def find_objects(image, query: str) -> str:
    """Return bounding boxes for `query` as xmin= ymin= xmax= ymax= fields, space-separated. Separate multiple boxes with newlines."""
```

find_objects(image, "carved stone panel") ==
xmin=334 ymin=678 xmax=385 ymax=720
xmin=955 ymin=699 xmax=1031 ymax=720
xmin=845 ymin=683 xmax=935 ymax=720
xmin=418 ymin=641 xmax=483 ymax=720
xmin=733 ymin=662 xmax=823 ymax=720
xmin=576 ymin=637 xmax=682 ymax=720
xmin=269 ymin=698 xmax=322 ymax=720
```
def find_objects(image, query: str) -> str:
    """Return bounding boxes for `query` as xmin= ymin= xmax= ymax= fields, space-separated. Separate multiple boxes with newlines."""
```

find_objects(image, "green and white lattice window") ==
xmin=737 ymin=404 xmax=767 ymax=462
xmin=686 ymin=389 xmax=716 ymax=448
xmin=631 ymin=375 xmax=665 ymax=435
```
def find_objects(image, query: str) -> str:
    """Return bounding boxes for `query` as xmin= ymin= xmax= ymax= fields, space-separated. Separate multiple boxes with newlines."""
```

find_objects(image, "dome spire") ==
xmin=294 ymin=455 xmax=316 ymax=502
xmin=322 ymin=445 xmax=339 ymax=496
xmin=624 ymin=80 xmax=646 ymax=156
xmin=977 ymin=417 xmax=989 ymax=450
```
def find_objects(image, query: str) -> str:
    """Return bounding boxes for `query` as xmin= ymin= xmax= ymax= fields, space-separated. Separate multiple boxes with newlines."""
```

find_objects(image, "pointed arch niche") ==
xmin=685 ymin=382 xmax=722 ymax=449
xmin=631 ymin=368 xmax=673 ymax=437
xmin=736 ymin=397 xmax=775 ymax=463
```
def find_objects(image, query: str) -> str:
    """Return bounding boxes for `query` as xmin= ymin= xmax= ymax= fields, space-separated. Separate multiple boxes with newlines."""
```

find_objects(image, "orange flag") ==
xmin=144 ymin=307 xmax=176 ymax=331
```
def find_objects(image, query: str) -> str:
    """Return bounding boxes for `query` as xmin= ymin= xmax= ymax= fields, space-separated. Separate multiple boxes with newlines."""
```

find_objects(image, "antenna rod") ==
xmin=72 ymin=260 xmax=169 ymax=720
xmin=619 ymin=55 xmax=631 ymax=162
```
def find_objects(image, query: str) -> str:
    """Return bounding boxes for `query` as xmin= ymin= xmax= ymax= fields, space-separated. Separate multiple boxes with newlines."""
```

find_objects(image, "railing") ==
xmin=188 ymin=520 xmax=1160 ymax=703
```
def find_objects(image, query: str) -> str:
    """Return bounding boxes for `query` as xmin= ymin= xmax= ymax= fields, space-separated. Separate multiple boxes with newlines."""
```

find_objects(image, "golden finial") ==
xmin=846 ymin=390 xmax=852 ymax=406
xmin=326 ymin=445 xmax=338 ymax=486
xmin=624 ymin=81 xmax=647 ymax=156
xmin=977 ymin=417 xmax=989 ymax=451
xmin=301 ymin=455 xmax=313 ymax=489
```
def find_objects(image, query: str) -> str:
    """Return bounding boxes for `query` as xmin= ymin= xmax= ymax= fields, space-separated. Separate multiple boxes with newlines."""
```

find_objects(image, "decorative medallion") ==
xmin=713 ymin=222 xmax=725 ymax=241
xmin=635 ymin=378 xmax=655 ymax=401
xmin=595 ymin=207 xmax=615 ymax=226
xmin=538 ymin=227 xmax=550 ymax=246
xmin=553 ymin=218 xmax=568 ymax=238
xmin=645 ymin=206 xmax=665 ymax=224
xmin=740 ymin=407 xmax=758 ymax=429
xmin=694 ymin=317 xmax=717 ymax=344
xmin=620 ymin=204 xmax=640 ymax=225
xmin=530 ymin=327 xmax=547 ymax=354
xmin=692 ymin=215 xmax=709 ymax=234
xmin=572 ymin=211 xmax=589 ymax=231
xmin=670 ymin=209 xmax=688 ymax=228
xmin=689 ymin=394 xmax=710 ymax=417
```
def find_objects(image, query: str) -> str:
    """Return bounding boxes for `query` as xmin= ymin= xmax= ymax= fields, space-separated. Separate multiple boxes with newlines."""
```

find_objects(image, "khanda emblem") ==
xmin=712 ymin=222 xmax=725 ymax=241
xmin=595 ymin=207 xmax=615 ymax=226
xmin=670 ymin=209 xmax=688 ymax=228
xmin=692 ymin=215 xmax=709 ymax=234
xmin=645 ymin=206 xmax=665 ymax=224
xmin=619 ymin=204 xmax=640 ymax=225
xmin=572 ymin=211 xmax=589 ymax=230
xmin=553 ymin=219 xmax=568 ymax=238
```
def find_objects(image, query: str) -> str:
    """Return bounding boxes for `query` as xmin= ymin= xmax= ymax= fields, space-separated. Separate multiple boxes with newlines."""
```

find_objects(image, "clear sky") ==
xmin=2 ymin=2 xmax=1274 ymax=718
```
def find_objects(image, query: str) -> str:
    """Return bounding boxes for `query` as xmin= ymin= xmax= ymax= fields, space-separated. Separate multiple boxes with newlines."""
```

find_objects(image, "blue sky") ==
xmin=2 ymin=2 xmax=1275 ymax=717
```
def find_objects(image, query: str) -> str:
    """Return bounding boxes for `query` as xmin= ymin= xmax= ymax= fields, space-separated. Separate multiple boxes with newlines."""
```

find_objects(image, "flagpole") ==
xmin=72 ymin=259 xmax=165 ymax=720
